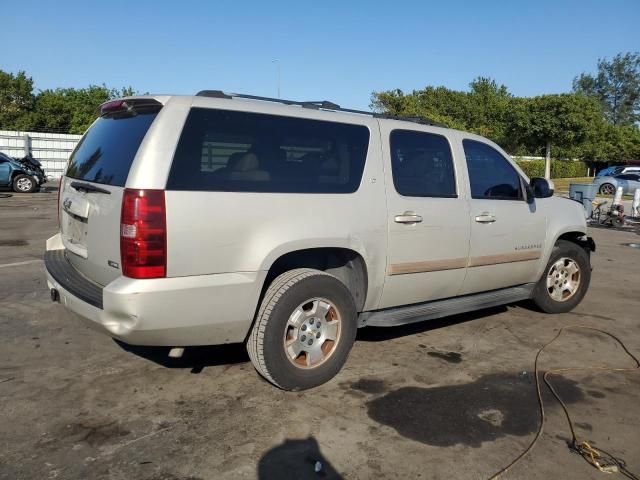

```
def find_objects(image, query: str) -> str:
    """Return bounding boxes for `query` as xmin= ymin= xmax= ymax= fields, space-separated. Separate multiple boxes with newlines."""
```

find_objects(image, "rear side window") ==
xmin=167 ymin=108 xmax=370 ymax=193
xmin=389 ymin=130 xmax=456 ymax=197
xmin=66 ymin=112 xmax=158 ymax=186
xmin=617 ymin=174 xmax=640 ymax=180
xmin=463 ymin=139 xmax=522 ymax=200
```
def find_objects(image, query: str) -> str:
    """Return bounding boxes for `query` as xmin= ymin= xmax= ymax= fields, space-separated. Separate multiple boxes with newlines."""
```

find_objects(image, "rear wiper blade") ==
xmin=70 ymin=181 xmax=111 ymax=194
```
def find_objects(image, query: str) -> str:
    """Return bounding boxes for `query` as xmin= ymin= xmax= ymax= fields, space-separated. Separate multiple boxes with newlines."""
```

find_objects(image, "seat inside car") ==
xmin=228 ymin=152 xmax=270 ymax=181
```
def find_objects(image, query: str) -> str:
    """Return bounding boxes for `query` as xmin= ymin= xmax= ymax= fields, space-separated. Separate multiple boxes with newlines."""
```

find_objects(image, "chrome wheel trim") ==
xmin=283 ymin=297 xmax=342 ymax=369
xmin=546 ymin=257 xmax=581 ymax=302
xmin=16 ymin=177 xmax=33 ymax=191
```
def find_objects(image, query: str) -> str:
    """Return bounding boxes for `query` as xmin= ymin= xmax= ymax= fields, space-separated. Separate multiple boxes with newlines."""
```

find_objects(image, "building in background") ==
xmin=0 ymin=130 xmax=81 ymax=180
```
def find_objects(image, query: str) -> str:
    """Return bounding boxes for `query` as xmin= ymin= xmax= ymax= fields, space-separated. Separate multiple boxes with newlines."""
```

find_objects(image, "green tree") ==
xmin=28 ymin=85 xmax=138 ymax=134
xmin=509 ymin=94 xmax=602 ymax=178
xmin=370 ymin=77 xmax=514 ymax=144
xmin=0 ymin=70 xmax=35 ymax=129
xmin=467 ymin=77 xmax=514 ymax=147
xmin=573 ymin=52 xmax=640 ymax=125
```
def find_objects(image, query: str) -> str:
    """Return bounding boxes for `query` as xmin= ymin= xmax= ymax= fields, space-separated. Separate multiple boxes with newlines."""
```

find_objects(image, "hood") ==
xmin=21 ymin=156 xmax=42 ymax=167
xmin=10 ymin=158 xmax=39 ymax=174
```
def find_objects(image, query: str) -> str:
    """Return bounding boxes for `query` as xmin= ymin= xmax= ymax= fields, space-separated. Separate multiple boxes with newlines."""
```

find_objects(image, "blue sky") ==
xmin=3 ymin=0 xmax=639 ymax=110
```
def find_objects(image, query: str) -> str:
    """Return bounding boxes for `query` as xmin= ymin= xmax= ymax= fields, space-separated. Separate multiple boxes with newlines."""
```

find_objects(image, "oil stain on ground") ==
xmin=351 ymin=378 xmax=387 ymax=394
xmin=63 ymin=420 xmax=130 ymax=447
xmin=427 ymin=351 xmax=463 ymax=364
xmin=366 ymin=372 xmax=583 ymax=447
xmin=0 ymin=239 xmax=28 ymax=246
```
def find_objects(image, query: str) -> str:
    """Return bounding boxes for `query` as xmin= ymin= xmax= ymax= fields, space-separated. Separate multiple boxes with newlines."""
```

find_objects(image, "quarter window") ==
xmin=167 ymin=108 xmax=370 ymax=193
xmin=389 ymin=130 xmax=456 ymax=197
xmin=463 ymin=139 xmax=522 ymax=200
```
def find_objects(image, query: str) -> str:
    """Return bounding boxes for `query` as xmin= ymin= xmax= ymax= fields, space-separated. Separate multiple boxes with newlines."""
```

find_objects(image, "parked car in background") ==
xmin=0 ymin=152 xmax=47 ymax=193
xmin=593 ymin=173 xmax=640 ymax=195
xmin=596 ymin=165 xmax=640 ymax=177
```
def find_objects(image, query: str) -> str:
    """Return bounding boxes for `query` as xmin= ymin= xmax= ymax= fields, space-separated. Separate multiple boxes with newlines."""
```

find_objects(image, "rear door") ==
xmin=59 ymin=100 xmax=161 ymax=286
xmin=615 ymin=174 xmax=640 ymax=194
xmin=459 ymin=138 xmax=546 ymax=295
xmin=378 ymin=126 xmax=470 ymax=309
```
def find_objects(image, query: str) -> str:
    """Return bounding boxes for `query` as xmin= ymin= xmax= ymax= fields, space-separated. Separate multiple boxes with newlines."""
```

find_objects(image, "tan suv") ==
xmin=45 ymin=91 xmax=595 ymax=390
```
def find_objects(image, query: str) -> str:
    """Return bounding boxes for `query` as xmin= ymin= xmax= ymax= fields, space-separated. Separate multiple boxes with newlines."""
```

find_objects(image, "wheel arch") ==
xmin=260 ymin=247 xmax=369 ymax=313
xmin=10 ymin=168 xmax=27 ymax=181
xmin=536 ymin=229 xmax=594 ymax=280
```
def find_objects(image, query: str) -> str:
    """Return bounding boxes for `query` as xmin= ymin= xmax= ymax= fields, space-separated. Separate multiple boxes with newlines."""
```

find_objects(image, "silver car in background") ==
xmin=593 ymin=173 xmax=640 ymax=195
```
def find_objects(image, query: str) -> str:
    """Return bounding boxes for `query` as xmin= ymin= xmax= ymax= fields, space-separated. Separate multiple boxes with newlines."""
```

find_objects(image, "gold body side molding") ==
xmin=388 ymin=250 xmax=542 ymax=276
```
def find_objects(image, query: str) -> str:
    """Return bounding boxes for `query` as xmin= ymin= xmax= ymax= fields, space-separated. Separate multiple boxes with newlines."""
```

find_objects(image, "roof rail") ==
xmin=195 ymin=90 xmax=446 ymax=128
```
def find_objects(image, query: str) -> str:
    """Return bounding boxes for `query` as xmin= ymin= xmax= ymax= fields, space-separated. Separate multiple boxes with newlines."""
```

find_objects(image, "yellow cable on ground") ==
xmin=488 ymin=325 xmax=640 ymax=480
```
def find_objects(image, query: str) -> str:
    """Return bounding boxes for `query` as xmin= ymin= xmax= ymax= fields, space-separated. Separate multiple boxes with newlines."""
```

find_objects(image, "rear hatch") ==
xmin=59 ymin=98 xmax=162 ymax=286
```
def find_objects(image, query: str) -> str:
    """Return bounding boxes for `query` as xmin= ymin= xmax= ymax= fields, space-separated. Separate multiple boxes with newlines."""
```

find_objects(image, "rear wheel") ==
xmin=532 ymin=240 xmax=591 ymax=313
xmin=13 ymin=174 xmax=37 ymax=193
xmin=247 ymin=268 xmax=357 ymax=390
xmin=599 ymin=183 xmax=615 ymax=195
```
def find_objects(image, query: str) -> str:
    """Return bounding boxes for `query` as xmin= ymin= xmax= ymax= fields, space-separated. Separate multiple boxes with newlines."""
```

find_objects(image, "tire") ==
xmin=12 ymin=174 xmax=37 ymax=193
xmin=611 ymin=216 xmax=624 ymax=228
xmin=599 ymin=183 xmax=615 ymax=195
xmin=247 ymin=268 xmax=357 ymax=390
xmin=532 ymin=240 xmax=591 ymax=313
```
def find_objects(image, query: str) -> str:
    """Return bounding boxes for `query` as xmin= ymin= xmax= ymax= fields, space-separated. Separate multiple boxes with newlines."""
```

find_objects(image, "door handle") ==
xmin=474 ymin=213 xmax=496 ymax=223
xmin=395 ymin=212 xmax=423 ymax=224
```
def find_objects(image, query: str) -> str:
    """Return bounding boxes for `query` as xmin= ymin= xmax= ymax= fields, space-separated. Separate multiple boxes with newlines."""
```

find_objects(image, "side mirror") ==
xmin=530 ymin=177 xmax=554 ymax=199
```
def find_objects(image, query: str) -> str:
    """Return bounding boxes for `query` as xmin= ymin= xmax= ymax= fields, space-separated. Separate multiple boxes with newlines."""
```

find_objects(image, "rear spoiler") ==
xmin=98 ymin=98 xmax=163 ymax=117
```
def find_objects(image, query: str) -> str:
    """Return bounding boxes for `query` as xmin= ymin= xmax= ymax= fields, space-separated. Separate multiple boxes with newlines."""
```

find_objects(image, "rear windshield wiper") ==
xmin=70 ymin=181 xmax=111 ymax=194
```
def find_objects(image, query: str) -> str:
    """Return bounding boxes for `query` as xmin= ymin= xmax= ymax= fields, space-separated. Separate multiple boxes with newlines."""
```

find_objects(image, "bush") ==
xmin=515 ymin=159 xmax=588 ymax=178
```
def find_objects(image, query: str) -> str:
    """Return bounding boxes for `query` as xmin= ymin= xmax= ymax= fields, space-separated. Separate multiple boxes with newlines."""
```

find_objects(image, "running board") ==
xmin=358 ymin=283 xmax=536 ymax=327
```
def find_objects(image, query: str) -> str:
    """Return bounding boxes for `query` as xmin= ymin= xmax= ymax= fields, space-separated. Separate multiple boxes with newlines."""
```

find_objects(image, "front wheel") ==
xmin=247 ymin=268 xmax=357 ymax=390
xmin=13 ymin=174 xmax=37 ymax=193
xmin=532 ymin=240 xmax=591 ymax=313
xmin=599 ymin=183 xmax=615 ymax=195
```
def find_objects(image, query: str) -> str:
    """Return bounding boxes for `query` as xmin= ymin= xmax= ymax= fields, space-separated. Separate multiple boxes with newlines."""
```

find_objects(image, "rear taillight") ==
xmin=120 ymin=189 xmax=166 ymax=279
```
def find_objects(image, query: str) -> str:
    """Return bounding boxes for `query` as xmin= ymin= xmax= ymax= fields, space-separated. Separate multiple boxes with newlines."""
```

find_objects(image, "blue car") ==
xmin=596 ymin=165 xmax=640 ymax=177
xmin=596 ymin=165 xmax=621 ymax=177
xmin=0 ymin=152 xmax=47 ymax=193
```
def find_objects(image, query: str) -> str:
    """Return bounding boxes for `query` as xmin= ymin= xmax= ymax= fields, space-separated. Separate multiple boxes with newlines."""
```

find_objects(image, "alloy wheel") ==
xmin=600 ymin=183 xmax=615 ymax=195
xmin=283 ymin=297 xmax=342 ymax=369
xmin=546 ymin=257 xmax=581 ymax=302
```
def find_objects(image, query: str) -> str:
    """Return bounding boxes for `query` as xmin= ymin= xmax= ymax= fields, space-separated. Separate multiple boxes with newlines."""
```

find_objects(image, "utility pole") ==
xmin=272 ymin=59 xmax=281 ymax=98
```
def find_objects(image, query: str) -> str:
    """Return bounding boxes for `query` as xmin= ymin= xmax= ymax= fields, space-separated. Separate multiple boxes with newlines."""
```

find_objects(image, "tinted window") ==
xmin=167 ymin=108 xmax=370 ymax=193
xmin=463 ymin=139 xmax=522 ymax=200
xmin=616 ymin=173 xmax=640 ymax=180
xmin=66 ymin=112 xmax=158 ymax=186
xmin=389 ymin=130 xmax=456 ymax=197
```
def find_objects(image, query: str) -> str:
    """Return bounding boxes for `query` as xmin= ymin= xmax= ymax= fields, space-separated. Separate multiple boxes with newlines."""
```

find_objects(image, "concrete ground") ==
xmin=1 ymin=189 xmax=639 ymax=480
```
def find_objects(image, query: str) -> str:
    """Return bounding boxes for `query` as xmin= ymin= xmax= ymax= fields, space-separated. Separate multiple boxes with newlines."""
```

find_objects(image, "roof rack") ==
xmin=195 ymin=90 xmax=446 ymax=128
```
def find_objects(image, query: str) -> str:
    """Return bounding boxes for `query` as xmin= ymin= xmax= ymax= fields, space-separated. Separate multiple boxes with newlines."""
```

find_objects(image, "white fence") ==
xmin=0 ymin=130 xmax=82 ymax=180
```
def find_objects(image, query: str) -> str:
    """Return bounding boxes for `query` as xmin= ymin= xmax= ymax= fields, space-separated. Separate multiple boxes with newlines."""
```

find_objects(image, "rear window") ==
xmin=66 ymin=112 xmax=158 ymax=186
xmin=166 ymin=108 xmax=370 ymax=193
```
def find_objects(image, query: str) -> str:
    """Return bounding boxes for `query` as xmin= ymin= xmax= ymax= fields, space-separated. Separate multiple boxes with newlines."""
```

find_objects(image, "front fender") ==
xmin=535 ymin=197 xmax=590 ymax=278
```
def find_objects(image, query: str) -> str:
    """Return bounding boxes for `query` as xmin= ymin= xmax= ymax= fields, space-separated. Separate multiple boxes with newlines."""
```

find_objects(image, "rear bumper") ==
xmin=45 ymin=235 xmax=265 ymax=346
